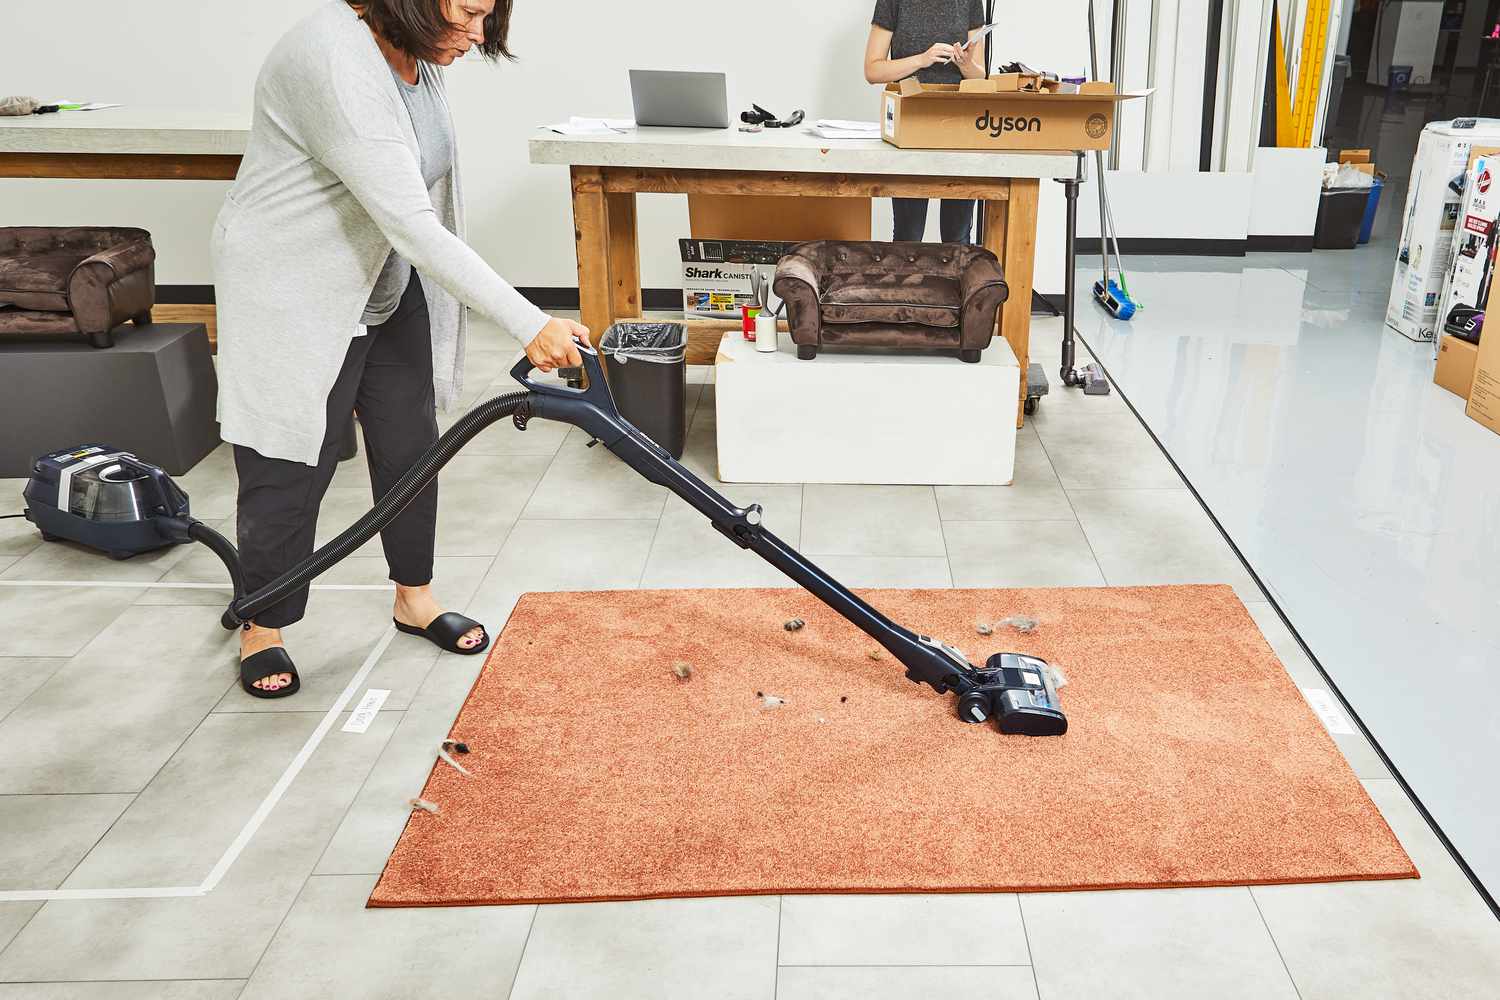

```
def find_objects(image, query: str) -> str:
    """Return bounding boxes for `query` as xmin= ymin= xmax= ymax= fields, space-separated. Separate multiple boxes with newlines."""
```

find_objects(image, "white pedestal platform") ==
xmin=713 ymin=332 xmax=1018 ymax=486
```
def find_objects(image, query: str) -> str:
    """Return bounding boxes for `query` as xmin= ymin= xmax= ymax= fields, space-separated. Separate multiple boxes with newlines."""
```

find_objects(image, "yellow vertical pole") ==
xmin=1290 ymin=0 xmax=1332 ymax=146
xmin=1273 ymin=4 xmax=1296 ymax=148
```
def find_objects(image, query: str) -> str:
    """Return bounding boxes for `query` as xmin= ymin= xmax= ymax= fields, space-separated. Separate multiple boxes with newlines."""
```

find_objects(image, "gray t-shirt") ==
xmin=872 ymin=0 xmax=985 ymax=85
xmin=361 ymin=60 xmax=456 ymax=326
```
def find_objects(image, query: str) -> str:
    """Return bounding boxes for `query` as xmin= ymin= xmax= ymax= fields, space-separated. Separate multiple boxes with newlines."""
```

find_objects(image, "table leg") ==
xmin=570 ymin=166 xmax=613 ymax=340
xmin=605 ymin=191 xmax=642 ymax=322
xmin=987 ymin=178 xmax=1039 ymax=428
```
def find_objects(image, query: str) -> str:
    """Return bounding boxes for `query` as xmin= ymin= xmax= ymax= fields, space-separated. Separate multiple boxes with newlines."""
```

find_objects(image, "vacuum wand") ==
xmin=514 ymin=345 xmax=1066 ymax=737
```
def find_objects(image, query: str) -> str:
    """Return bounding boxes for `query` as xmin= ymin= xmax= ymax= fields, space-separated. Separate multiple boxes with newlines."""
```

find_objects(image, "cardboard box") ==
xmin=679 ymin=238 xmax=796 ymax=319
xmin=1468 ymin=248 xmax=1500 ymax=433
xmin=1339 ymin=148 xmax=1372 ymax=163
xmin=881 ymin=77 xmax=1149 ymax=151
xmin=1435 ymin=149 xmax=1500 ymax=341
xmin=1466 ymin=326 xmax=1500 ymax=433
xmin=1435 ymin=334 xmax=1480 ymax=398
xmin=1385 ymin=119 xmax=1500 ymax=342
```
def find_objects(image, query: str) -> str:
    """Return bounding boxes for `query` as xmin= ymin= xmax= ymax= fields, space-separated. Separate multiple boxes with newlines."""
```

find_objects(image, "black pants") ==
xmin=892 ymin=198 xmax=976 ymax=244
xmin=233 ymin=277 xmax=438 ymax=628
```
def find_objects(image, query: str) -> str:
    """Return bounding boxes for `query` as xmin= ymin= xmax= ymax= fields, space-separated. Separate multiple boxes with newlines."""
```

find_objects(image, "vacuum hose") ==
xmin=217 ymin=389 xmax=532 ymax=630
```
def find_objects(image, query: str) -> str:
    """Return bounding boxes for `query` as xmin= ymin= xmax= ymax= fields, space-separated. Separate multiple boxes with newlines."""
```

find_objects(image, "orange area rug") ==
xmin=369 ymin=584 xmax=1415 ymax=906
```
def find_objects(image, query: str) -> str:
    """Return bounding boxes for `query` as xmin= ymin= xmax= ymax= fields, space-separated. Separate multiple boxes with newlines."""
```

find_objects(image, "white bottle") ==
xmin=755 ymin=312 xmax=777 ymax=353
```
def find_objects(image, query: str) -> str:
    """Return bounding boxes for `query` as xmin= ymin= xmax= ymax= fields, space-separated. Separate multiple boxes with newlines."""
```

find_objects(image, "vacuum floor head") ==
xmin=954 ymin=652 xmax=1067 ymax=736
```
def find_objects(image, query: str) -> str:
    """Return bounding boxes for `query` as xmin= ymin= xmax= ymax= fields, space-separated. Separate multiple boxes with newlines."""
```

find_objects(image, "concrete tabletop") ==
xmin=0 ymin=107 xmax=249 ymax=156
xmin=529 ymin=126 xmax=1077 ymax=178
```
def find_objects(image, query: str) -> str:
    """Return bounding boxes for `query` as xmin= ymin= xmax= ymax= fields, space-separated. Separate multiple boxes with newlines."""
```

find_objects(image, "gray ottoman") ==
xmin=0 ymin=323 xmax=219 ymax=477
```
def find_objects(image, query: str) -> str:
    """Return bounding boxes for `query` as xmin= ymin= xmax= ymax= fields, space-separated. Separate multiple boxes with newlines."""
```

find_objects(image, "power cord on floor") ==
xmin=0 ymin=513 xmax=27 ymax=519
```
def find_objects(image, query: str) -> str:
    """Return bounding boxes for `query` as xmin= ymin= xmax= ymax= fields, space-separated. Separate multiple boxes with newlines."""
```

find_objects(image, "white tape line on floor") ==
xmin=0 ymin=886 xmax=205 ymax=902
xmin=199 ymin=626 xmax=397 ymax=892
xmin=0 ymin=580 xmax=392 ymax=590
xmin=0 ymin=626 xmax=399 ymax=903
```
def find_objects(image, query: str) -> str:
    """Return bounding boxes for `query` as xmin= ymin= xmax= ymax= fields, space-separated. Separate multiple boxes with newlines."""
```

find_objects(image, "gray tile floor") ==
xmin=1 ymin=317 xmax=1497 ymax=997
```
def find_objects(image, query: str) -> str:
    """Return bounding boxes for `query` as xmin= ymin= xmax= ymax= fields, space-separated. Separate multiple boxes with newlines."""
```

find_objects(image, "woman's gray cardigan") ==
xmin=211 ymin=1 xmax=549 ymax=466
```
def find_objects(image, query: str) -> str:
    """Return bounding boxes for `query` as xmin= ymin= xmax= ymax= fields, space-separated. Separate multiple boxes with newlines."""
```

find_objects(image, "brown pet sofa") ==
xmin=772 ymin=240 xmax=1008 ymax=362
xmin=0 ymin=227 xmax=156 ymax=348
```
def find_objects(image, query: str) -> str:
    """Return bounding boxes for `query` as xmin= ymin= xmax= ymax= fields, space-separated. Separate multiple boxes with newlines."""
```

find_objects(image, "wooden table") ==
xmin=531 ymin=128 xmax=1075 ymax=426
xmin=0 ymin=107 xmax=246 ymax=178
xmin=0 ymin=108 xmax=249 ymax=338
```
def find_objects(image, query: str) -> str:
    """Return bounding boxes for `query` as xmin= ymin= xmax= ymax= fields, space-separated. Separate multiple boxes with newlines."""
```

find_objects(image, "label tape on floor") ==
xmin=1302 ymin=687 xmax=1357 ymax=736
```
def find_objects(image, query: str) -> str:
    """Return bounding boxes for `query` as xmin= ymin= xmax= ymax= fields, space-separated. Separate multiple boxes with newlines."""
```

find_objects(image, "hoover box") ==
xmin=1436 ymin=150 xmax=1500 ymax=340
xmin=881 ymin=77 xmax=1149 ymax=151
xmin=1386 ymin=119 xmax=1500 ymax=342
xmin=680 ymin=238 xmax=796 ymax=319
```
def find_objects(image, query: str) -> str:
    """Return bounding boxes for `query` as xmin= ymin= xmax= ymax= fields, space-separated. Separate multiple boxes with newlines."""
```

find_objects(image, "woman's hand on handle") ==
xmin=524 ymin=316 xmax=592 ymax=373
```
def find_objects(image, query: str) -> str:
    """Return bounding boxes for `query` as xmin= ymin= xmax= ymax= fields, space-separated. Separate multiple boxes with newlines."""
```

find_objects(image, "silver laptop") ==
xmin=629 ymin=70 xmax=729 ymax=128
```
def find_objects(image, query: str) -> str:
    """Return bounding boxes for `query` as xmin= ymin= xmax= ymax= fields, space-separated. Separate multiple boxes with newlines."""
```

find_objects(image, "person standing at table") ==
xmin=863 ymin=0 xmax=989 ymax=243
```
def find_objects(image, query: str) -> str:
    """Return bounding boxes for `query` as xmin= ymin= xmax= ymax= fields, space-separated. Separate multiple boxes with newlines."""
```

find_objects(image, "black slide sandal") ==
xmin=393 ymin=612 xmax=490 ymax=655
xmin=239 ymin=646 xmax=301 ymax=699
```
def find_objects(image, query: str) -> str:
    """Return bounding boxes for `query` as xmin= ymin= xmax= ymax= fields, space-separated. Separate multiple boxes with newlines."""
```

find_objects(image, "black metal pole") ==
xmin=1059 ymin=155 xmax=1081 ymax=385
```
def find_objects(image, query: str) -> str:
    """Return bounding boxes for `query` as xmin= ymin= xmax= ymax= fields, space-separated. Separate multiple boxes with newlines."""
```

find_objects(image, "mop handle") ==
xmin=1088 ymin=0 xmax=1109 ymax=285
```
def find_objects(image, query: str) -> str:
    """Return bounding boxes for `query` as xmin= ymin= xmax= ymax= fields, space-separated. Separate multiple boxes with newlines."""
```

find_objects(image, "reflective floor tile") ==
xmin=943 ymin=520 xmax=1105 ymax=588
xmin=238 ymin=874 xmax=532 ymax=1000
xmin=779 ymin=894 xmax=1029 ymax=966
xmin=1022 ymin=886 xmax=1297 ymax=999
xmin=0 ymin=794 xmax=133 ymax=890
xmin=511 ymin=896 xmax=778 ymax=1000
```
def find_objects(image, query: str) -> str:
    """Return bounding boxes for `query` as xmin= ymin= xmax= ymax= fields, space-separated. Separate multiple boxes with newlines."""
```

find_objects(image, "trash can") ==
xmin=598 ymin=321 xmax=689 ymax=458
xmin=1358 ymin=173 xmax=1386 ymax=244
xmin=1314 ymin=188 xmax=1370 ymax=249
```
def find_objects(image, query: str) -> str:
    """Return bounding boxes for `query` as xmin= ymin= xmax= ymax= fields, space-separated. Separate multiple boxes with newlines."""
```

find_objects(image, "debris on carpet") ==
xmin=437 ymin=745 xmax=470 ymax=776
xmin=409 ymin=798 xmax=441 ymax=814
xmin=784 ymin=618 xmax=805 ymax=632
xmin=671 ymin=660 xmax=693 ymax=682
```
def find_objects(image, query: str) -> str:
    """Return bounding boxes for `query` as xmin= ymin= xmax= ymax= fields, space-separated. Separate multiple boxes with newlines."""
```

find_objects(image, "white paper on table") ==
xmin=812 ymin=119 xmax=881 ymax=140
xmin=543 ymin=116 xmax=635 ymax=136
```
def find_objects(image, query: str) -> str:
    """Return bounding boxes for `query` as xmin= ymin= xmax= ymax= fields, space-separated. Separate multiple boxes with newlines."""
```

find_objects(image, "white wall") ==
xmin=6 ymin=0 xmax=1295 ymax=300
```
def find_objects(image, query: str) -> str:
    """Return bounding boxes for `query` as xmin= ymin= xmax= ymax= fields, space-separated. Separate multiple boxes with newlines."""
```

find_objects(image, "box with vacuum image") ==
xmin=881 ymin=77 xmax=1149 ymax=151
xmin=1436 ymin=149 xmax=1500 ymax=344
xmin=1386 ymin=119 xmax=1500 ymax=342
xmin=679 ymin=238 xmax=795 ymax=319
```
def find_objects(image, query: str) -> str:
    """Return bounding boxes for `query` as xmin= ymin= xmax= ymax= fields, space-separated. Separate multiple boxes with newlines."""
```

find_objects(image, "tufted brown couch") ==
xmin=0 ymin=227 xmax=157 ymax=349
xmin=772 ymin=240 xmax=1008 ymax=362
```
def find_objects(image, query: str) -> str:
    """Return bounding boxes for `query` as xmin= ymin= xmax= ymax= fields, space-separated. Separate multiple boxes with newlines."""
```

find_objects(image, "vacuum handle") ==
xmin=508 ymin=338 xmax=617 ymax=414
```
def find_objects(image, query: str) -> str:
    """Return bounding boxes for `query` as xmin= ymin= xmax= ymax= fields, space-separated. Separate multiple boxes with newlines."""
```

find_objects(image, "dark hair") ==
xmin=348 ymin=0 xmax=515 ymax=63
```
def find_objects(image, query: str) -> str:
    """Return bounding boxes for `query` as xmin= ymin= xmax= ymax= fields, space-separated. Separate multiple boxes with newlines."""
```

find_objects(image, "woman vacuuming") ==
xmin=864 ymin=0 xmax=990 ymax=242
xmin=213 ymin=0 xmax=587 ymax=698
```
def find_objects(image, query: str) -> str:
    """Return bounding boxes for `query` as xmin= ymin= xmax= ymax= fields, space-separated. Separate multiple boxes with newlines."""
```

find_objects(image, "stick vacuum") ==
xmin=22 ymin=343 xmax=1067 ymax=737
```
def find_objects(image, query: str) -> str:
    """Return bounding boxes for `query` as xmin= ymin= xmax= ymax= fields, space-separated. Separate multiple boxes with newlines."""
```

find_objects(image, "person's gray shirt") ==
xmin=361 ymin=60 xmax=455 ymax=326
xmin=872 ymin=0 xmax=985 ymax=84
xmin=211 ymin=2 xmax=550 ymax=467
